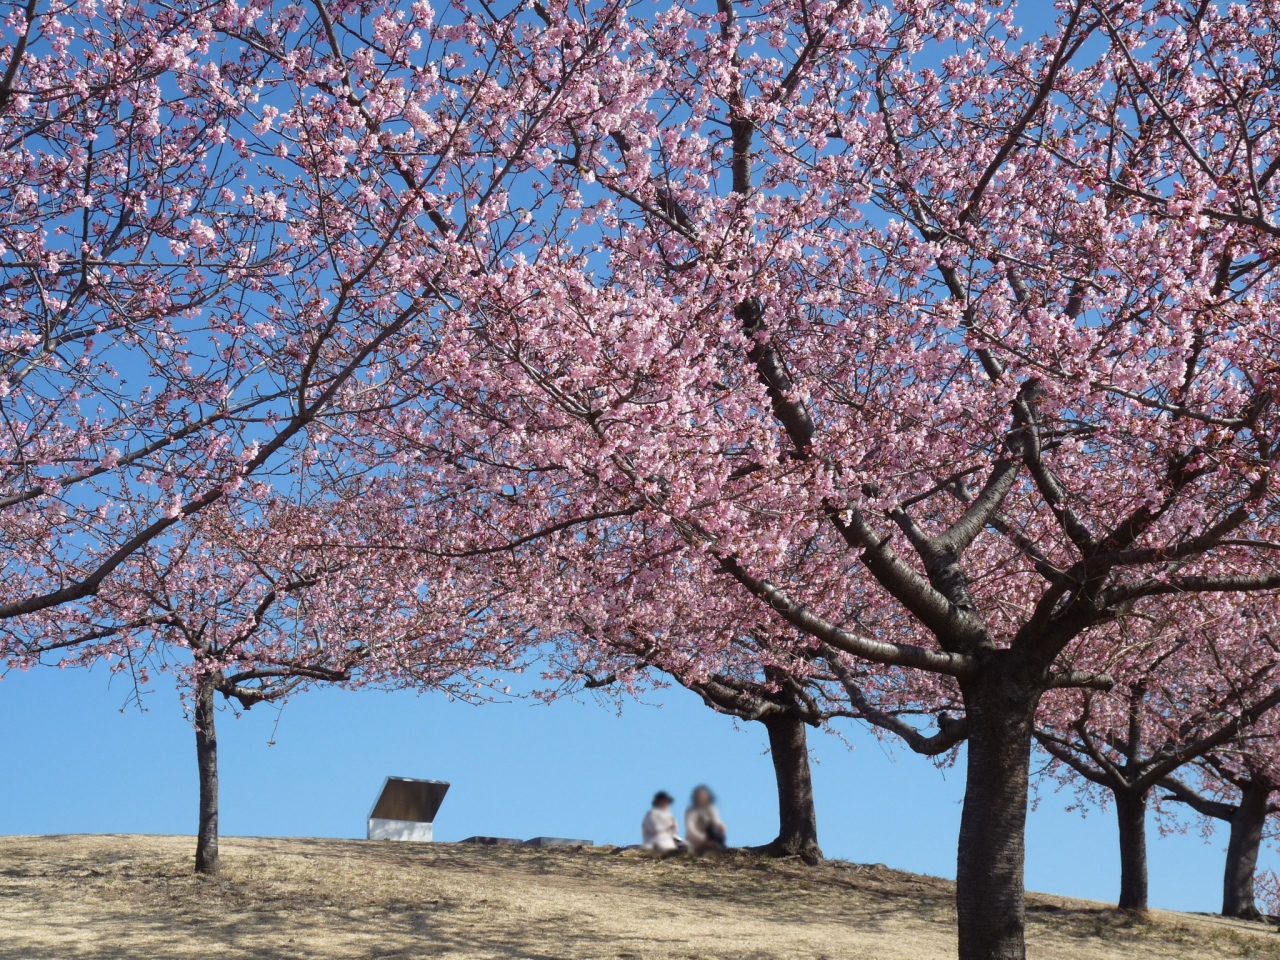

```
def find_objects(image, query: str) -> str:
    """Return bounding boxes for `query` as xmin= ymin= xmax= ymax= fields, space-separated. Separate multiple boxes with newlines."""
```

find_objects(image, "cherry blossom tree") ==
xmin=1162 ymin=748 xmax=1280 ymax=921
xmin=78 ymin=493 xmax=523 ymax=875
xmin=371 ymin=3 xmax=1280 ymax=957
xmin=0 ymin=0 xmax=275 ymax=632
xmin=0 ymin=0 xmax=629 ymax=874
xmin=1153 ymin=605 xmax=1280 ymax=922
xmin=0 ymin=0 xmax=621 ymax=660
xmin=1035 ymin=599 xmax=1280 ymax=913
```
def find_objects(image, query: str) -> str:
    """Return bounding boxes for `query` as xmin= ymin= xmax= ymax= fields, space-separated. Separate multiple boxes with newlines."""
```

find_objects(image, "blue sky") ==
xmin=0 ymin=659 xmax=1263 ymax=913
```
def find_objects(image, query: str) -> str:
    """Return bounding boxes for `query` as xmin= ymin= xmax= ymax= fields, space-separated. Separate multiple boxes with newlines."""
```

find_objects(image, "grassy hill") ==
xmin=0 ymin=834 xmax=1273 ymax=959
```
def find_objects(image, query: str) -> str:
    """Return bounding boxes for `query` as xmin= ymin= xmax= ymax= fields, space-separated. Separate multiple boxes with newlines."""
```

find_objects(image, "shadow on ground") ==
xmin=0 ymin=835 xmax=1273 ymax=960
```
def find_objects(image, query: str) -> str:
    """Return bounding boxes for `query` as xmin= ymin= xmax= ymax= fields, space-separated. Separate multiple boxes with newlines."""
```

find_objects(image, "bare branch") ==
xmin=716 ymin=554 xmax=975 ymax=676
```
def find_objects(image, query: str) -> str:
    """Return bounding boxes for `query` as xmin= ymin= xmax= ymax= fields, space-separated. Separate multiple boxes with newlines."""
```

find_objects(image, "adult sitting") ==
xmin=685 ymin=785 xmax=727 ymax=853
xmin=641 ymin=791 xmax=685 ymax=852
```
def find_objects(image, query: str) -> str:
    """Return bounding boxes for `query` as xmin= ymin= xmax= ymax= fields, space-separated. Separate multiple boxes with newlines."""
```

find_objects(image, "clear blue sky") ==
xmin=0 ymin=660 xmax=1261 ymax=913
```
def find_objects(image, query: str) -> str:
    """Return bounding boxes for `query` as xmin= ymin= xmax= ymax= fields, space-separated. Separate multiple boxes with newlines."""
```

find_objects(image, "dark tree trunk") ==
xmin=1223 ymin=781 xmax=1269 ymax=920
xmin=956 ymin=668 xmax=1039 ymax=960
xmin=193 ymin=675 xmax=220 ymax=876
xmin=1114 ymin=788 xmax=1149 ymax=912
xmin=755 ymin=712 xmax=822 ymax=864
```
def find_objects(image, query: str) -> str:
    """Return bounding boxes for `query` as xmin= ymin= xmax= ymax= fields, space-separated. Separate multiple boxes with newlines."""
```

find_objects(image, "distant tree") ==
xmin=1155 ymin=610 xmax=1280 ymax=922
xmin=1035 ymin=601 xmax=1280 ymax=913
xmin=1162 ymin=757 xmax=1280 ymax=921
xmin=551 ymin=569 xmax=968 ymax=865
xmin=88 ymin=497 xmax=520 ymax=875
xmin=514 ymin=515 xmax=970 ymax=863
xmin=572 ymin=633 xmax=836 ymax=863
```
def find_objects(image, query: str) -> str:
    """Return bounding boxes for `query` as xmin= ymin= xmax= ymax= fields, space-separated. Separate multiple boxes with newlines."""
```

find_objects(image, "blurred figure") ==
xmin=641 ymin=791 xmax=685 ymax=852
xmin=685 ymin=785 xmax=727 ymax=853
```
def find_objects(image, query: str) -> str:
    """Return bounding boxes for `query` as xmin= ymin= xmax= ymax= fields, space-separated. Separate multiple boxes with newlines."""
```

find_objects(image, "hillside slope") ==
xmin=0 ymin=835 xmax=1273 ymax=959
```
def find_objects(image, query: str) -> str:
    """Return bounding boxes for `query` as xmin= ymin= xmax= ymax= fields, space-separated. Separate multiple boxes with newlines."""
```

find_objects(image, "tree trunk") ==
xmin=1114 ymin=788 xmax=1149 ymax=912
xmin=194 ymin=675 xmax=220 ymax=876
xmin=1223 ymin=780 xmax=1269 ymax=920
xmin=956 ymin=669 xmax=1039 ymax=960
xmin=755 ymin=713 xmax=822 ymax=864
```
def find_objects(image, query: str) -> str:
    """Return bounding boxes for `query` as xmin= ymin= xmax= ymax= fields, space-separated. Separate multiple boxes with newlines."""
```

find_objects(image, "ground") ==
xmin=0 ymin=835 xmax=1275 ymax=959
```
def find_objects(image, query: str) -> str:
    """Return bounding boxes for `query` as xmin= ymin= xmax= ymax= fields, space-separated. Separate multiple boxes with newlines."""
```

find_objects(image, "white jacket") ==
xmin=641 ymin=807 xmax=681 ymax=851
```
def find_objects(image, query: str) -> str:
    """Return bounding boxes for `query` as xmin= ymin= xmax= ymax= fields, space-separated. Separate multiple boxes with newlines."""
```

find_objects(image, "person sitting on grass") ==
xmin=685 ymin=785 xmax=727 ymax=854
xmin=641 ymin=791 xmax=686 ymax=852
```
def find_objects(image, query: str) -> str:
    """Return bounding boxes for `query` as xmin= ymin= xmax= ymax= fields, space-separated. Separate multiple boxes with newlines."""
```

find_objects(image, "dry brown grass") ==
xmin=0 ymin=834 xmax=1275 ymax=959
